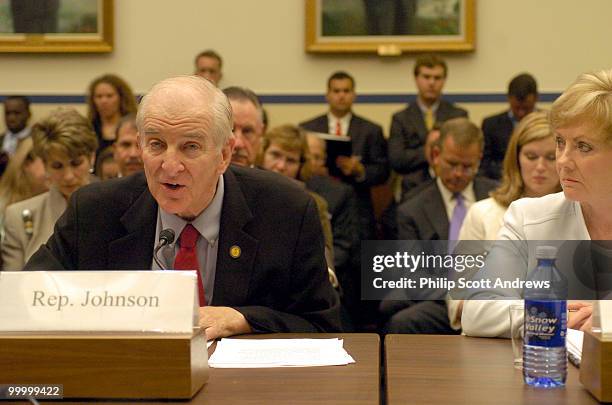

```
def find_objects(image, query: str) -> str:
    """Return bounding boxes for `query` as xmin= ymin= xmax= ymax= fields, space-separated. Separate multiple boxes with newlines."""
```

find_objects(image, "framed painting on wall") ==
xmin=305 ymin=0 xmax=475 ymax=54
xmin=0 ymin=0 xmax=113 ymax=53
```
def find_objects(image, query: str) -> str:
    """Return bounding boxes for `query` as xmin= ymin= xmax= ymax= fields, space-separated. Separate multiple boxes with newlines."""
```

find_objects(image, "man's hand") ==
xmin=199 ymin=306 xmax=252 ymax=340
xmin=567 ymin=302 xmax=592 ymax=332
xmin=336 ymin=156 xmax=364 ymax=177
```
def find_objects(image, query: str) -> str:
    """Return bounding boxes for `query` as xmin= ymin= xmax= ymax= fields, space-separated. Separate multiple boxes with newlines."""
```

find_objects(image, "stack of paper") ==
xmin=208 ymin=338 xmax=355 ymax=368
xmin=567 ymin=328 xmax=584 ymax=366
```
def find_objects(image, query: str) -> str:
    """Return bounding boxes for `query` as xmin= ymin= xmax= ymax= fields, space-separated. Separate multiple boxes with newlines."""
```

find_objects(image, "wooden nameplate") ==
xmin=0 ymin=327 xmax=208 ymax=399
xmin=580 ymin=330 xmax=612 ymax=403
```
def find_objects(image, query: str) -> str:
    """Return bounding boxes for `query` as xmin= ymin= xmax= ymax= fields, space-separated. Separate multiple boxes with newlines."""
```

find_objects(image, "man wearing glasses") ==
xmin=382 ymin=118 xmax=497 ymax=334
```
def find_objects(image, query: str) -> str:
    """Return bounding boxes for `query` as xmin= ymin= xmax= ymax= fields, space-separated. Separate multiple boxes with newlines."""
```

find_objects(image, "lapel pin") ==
xmin=230 ymin=245 xmax=241 ymax=259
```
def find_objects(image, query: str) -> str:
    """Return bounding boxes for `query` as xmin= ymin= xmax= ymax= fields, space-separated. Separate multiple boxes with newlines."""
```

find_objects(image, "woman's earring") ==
xmin=89 ymin=167 xmax=94 ymax=174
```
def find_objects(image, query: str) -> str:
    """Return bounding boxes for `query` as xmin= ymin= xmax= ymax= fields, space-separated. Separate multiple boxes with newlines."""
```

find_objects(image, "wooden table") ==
xmin=385 ymin=334 xmax=598 ymax=405
xmin=36 ymin=333 xmax=379 ymax=405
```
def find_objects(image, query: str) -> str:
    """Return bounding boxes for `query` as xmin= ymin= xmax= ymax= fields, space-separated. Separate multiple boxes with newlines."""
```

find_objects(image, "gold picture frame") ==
xmin=305 ymin=0 xmax=475 ymax=55
xmin=0 ymin=0 xmax=113 ymax=53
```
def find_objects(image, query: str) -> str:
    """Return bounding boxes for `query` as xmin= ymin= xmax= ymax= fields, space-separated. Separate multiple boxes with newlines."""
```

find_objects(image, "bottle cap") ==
xmin=536 ymin=245 xmax=558 ymax=259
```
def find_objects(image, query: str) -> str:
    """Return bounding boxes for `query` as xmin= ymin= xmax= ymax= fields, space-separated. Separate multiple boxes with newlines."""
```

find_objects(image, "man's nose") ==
xmin=128 ymin=145 xmax=140 ymax=157
xmin=233 ymin=130 xmax=245 ymax=149
xmin=161 ymin=149 xmax=184 ymax=175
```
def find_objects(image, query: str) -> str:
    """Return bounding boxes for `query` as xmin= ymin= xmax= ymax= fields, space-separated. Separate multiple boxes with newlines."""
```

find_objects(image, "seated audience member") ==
xmin=380 ymin=123 xmax=441 ymax=240
xmin=306 ymin=133 xmax=329 ymax=176
xmin=305 ymin=133 xmax=359 ymax=271
xmin=389 ymin=54 xmax=467 ymax=197
xmin=87 ymin=74 xmax=138 ymax=160
xmin=382 ymin=118 xmax=497 ymax=334
xmin=194 ymin=49 xmax=223 ymax=86
xmin=0 ymin=137 xmax=47 ymax=232
xmin=24 ymin=76 xmax=341 ymax=338
xmin=480 ymin=73 xmax=539 ymax=180
xmin=461 ymin=69 xmax=612 ymax=337
xmin=2 ymin=108 xmax=98 ymax=270
xmin=305 ymin=133 xmax=362 ymax=328
xmin=222 ymin=86 xmax=265 ymax=168
xmin=113 ymin=115 xmax=143 ymax=177
xmin=96 ymin=146 xmax=119 ymax=181
xmin=1 ymin=95 xmax=32 ymax=156
xmin=448 ymin=111 xmax=560 ymax=331
xmin=300 ymin=71 xmax=389 ymax=240
xmin=256 ymin=124 xmax=338 ymax=289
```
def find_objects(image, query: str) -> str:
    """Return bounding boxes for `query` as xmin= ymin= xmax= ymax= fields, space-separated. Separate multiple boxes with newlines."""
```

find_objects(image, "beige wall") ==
xmin=1 ymin=0 xmax=610 ymax=131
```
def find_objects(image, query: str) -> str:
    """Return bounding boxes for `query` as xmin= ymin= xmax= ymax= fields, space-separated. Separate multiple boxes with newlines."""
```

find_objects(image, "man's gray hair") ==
xmin=222 ymin=86 xmax=264 ymax=124
xmin=137 ymin=76 xmax=233 ymax=149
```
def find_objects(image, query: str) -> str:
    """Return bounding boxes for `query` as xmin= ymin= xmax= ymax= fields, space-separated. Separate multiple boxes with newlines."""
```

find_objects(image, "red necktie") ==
xmin=174 ymin=224 xmax=205 ymax=306
xmin=335 ymin=121 xmax=342 ymax=136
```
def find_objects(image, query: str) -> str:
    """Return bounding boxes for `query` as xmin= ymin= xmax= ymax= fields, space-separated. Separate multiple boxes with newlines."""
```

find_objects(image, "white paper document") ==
xmin=208 ymin=338 xmax=355 ymax=368
xmin=567 ymin=328 xmax=584 ymax=366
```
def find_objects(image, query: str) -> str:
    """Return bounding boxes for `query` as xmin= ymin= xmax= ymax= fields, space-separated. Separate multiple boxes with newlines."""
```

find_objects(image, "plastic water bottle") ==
xmin=523 ymin=245 xmax=567 ymax=388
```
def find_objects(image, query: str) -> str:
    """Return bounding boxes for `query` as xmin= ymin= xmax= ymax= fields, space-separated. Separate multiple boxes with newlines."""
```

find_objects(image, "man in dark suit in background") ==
xmin=1 ymin=95 xmax=32 ymax=156
xmin=389 ymin=54 xmax=467 ymax=197
xmin=300 ymin=71 xmax=389 ymax=240
xmin=384 ymin=118 xmax=497 ymax=334
xmin=480 ymin=73 xmax=538 ymax=180
xmin=24 ymin=76 xmax=341 ymax=338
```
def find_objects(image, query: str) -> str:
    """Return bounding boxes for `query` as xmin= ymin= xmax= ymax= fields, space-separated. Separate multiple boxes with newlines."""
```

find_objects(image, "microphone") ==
xmin=153 ymin=228 xmax=175 ymax=270
xmin=21 ymin=209 xmax=34 ymax=239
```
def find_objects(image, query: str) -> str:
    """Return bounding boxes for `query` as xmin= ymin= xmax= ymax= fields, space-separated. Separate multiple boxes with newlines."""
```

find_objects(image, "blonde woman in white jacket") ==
xmin=462 ymin=69 xmax=612 ymax=336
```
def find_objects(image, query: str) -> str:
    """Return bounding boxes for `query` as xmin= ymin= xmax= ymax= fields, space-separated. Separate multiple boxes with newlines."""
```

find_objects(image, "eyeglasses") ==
xmin=265 ymin=149 xmax=301 ymax=167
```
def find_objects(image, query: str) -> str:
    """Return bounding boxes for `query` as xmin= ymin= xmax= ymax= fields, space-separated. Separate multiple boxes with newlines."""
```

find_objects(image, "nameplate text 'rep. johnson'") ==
xmin=0 ymin=271 xmax=198 ymax=333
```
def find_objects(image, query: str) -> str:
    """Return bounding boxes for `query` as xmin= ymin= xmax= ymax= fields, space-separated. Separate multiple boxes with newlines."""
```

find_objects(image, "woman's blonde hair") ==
xmin=257 ymin=124 xmax=313 ymax=181
xmin=550 ymin=69 xmax=612 ymax=144
xmin=32 ymin=108 xmax=99 ymax=163
xmin=0 ymin=138 xmax=45 ymax=213
xmin=490 ymin=111 xmax=561 ymax=206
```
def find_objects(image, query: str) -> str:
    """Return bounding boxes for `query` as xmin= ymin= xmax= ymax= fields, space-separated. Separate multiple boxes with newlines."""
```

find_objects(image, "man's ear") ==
xmin=219 ymin=137 xmax=235 ymax=172
xmin=431 ymin=145 xmax=441 ymax=165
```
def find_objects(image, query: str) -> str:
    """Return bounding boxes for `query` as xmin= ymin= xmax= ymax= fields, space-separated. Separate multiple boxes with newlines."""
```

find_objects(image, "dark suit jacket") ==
xmin=397 ymin=177 xmax=498 ymax=240
xmin=300 ymin=113 xmax=389 ymax=239
xmin=24 ymin=166 xmax=342 ymax=333
xmin=388 ymin=100 xmax=468 ymax=193
xmin=305 ymin=175 xmax=359 ymax=271
xmin=480 ymin=110 xmax=514 ymax=180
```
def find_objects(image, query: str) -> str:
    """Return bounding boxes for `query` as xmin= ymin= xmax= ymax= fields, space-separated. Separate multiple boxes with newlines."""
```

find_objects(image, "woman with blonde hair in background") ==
xmin=0 ymin=137 xmax=48 ymax=230
xmin=1 ymin=108 xmax=98 ymax=270
xmin=447 ymin=110 xmax=561 ymax=331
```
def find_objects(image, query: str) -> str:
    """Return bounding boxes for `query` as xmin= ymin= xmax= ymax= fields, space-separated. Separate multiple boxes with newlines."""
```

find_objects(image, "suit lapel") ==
xmin=423 ymin=183 xmax=449 ymax=240
xmin=211 ymin=169 xmax=258 ymax=306
xmin=408 ymin=102 xmax=428 ymax=140
xmin=108 ymin=187 xmax=157 ymax=270
xmin=312 ymin=115 xmax=329 ymax=134
xmin=348 ymin=115 xmax=364 ymax=156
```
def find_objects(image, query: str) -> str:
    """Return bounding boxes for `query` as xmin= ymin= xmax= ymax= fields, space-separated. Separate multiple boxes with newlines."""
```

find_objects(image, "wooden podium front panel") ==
xmin=0 ymin=331 xmax=208 ymax=399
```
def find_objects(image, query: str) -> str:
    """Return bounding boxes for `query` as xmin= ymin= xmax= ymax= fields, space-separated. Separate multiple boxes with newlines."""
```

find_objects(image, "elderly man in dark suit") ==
xmin=480 ymin=73 xmax=538 ymax=180
xmin=389 ymin=54 xmax=467 ymax=197
xmin=300 ymin=71 xmax=389 ymax=240
xmin=24 ymin=76 xmax=341 ymax=339
xmin=384 ymin=117 xmax=497 ymax=334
